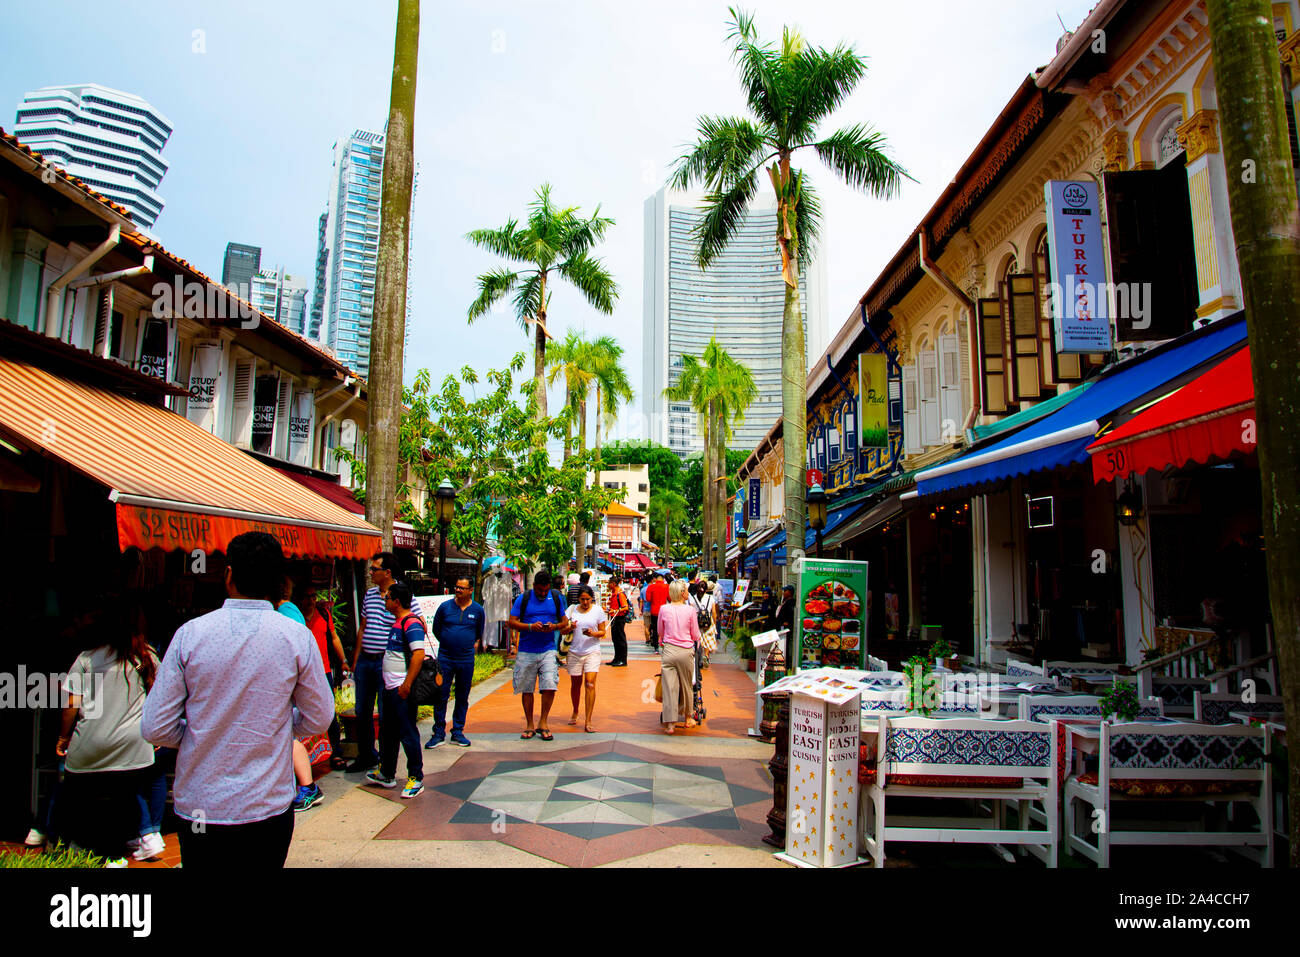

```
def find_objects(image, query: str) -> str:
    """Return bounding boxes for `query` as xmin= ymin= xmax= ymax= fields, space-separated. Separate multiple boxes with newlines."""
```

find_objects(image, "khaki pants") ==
xmin=660 ymin=644 xmax=694 ymax=723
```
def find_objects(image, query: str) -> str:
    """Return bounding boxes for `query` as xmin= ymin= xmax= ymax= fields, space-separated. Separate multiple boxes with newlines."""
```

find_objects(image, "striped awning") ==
xmin=0 ymin=356 xmax=380 ymax=559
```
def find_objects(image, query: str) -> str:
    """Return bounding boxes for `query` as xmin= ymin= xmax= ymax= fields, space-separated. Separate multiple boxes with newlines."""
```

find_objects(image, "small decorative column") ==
xmin=762 ymin=693 xmax=790 ymax=847
xmin=7 ymin=228 xmax=50 ymax=332
xmin=1175 ymin=109 xmax=1241 ymax=323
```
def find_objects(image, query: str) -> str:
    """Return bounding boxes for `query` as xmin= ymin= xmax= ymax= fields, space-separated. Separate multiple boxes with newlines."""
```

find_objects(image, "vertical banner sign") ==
xmin=252 ymin=374 xmax=279 ymax=455
xmin=1045 ymin=180 xmax=1113 ymax=354
xmin=796 ymin=558 xmax=868 ymax=672
xmin=748 ymin=478 xmax=761 ymax=520
xmin=782 ymin=692 xmax=862 ymax=867
xmin=137 ymin=318 xmax=170 ymax=380
xmin=857 ymin=353 xmax=889 ymax=449
xmin=186 ymin=339 xmax=222 ymax=433
xmin=287 ymin=390 xmax=314 ymax=465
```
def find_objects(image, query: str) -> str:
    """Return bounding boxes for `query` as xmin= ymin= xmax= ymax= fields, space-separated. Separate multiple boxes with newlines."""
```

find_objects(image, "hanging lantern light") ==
xmin=1116 ymin=479 xmax=1143 ymax=526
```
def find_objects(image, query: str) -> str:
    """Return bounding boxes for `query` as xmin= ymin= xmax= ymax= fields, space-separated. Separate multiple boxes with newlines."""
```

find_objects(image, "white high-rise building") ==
xmin=250 ymin=267 xmax=310 ymax=335
xmin=14 ymin=83 xmax=171 ymax=229
xmin=642 ymin=188 xmax=827 ymax=456
xmin=313 ymin=129 xmax=384 ymax=377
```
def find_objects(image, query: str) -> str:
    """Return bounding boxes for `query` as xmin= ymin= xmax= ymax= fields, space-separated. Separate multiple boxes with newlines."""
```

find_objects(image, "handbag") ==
xmin=654 ymin=674 xmax=663 ymax=703
xmin=411 ymin=656 xmax=441 ymax=705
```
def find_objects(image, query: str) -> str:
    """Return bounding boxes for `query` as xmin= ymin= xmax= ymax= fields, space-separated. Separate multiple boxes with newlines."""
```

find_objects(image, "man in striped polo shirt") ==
xmin=347 ymin=552 xmax=423 ymax=773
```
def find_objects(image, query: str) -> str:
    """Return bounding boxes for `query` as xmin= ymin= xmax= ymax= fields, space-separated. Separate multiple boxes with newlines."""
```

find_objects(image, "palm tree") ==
xmin=587 ymin=336 xmax=634 ymax=565
xmin=664 ymin=338 xmax=757 ymax=573
xmin=671 ymin=7 xmax=908 ymax=567
xmin=1205 ymin=0 xmax=1300 ymax=865
xmin=649 ymin=489 xmax=688 ymax=568
xmin=366 ymin=0 xmax=419 ymax=551
xmin=466 ymin=184 xmax=618 ymax=424
xmin=545 ymin=330 xmax=595 ymax=464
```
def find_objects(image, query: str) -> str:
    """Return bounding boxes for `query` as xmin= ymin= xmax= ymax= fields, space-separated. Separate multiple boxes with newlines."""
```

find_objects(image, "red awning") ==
xmin=1088 ymin=346 xmax=1256 ymax=483
xmin=622 ymin=553 xmax=658 ymax=572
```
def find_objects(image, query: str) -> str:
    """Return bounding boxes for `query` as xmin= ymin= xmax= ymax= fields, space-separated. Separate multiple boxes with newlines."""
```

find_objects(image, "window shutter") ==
xmin=888 ymin=365 xmax=903 ymax=429
xmin=93 ymin=287 xmax=113 ymax=357
xmin=1038 ymin=248 xmax=1083 ymax=383
xmin=938 ymin=334 xmax=961 ymax=441
xmin=828 ymin=420 xmax=841 ymax=464
xmin=273 ymin=374 xmax=293 ymax=458
xmin=231 ymin=358 xmax=256 ymax=448
xmin=957 ymin=317 xmax=973 ymax=417
xmin=919 ymin=348 xmax=940 ymax=447
xmin=977 ymin=297 xmax=1008 ymax=414
xmin=1004 ymin=275 xmax=1043 ymax=402
xmin=844 ymin=403 xmax=857 ymax=456
xmin=902 ymin=364 xmax=921 ymax=454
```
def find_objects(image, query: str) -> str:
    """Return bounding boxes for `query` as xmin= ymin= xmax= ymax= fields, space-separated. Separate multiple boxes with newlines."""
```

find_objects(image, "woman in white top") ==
xmin=564 ymin=586 xmax=608 ymax=733
xmin=688 ymin=581 xmax=717 ymax=664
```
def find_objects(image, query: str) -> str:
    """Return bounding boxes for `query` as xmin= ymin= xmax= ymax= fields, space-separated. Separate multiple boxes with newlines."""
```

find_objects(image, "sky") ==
xmin=1 ymin=0 xmax=1098 ymax=442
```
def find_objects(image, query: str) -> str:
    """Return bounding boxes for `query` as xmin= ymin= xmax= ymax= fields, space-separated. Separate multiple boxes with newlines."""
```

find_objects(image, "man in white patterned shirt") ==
xmin=143 ymin=532 xmax=333 ymax=868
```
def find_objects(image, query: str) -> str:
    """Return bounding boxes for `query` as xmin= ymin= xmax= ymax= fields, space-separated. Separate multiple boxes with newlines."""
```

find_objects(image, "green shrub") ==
xmin=0 ymin=844 xmax=104 ymax=868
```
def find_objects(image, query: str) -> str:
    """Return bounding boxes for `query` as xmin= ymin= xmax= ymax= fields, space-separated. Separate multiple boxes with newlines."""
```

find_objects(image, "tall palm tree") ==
xmin=671 ymin=8 xmax=908 ymax=567
xmin=664 ymin=338 xmax=757 ymax=572
xmin=649 ymin=489 xmax=688 ymax=568
xmin=1206 ymin=0 xmax=1300 ymax=865
xmin=366 ymin=0 xmax=419 ymax=551
xmin=545 ymin=330 xmax=595 ymax=463
xmin=466 ymin=185 xmax=618 ymax=424
xmin=586 ymin=336 xmax=634 ymax=565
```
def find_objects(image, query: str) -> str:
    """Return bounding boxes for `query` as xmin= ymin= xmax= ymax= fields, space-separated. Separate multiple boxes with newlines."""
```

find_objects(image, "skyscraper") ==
xmin=642 ymin=188 xmax=827 ymax=456
xmin=312 ymin=129 xmax=384 ymax=378
xmin=250 ymin=266 xmax=310 ymax=335
xmin=222 ymin=242 xmax=261 ymax=292
xmin=14 ymin=83 xmax=171 ymax=229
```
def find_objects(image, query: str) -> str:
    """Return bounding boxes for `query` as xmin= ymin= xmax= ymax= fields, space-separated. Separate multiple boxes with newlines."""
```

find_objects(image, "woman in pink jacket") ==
xmin=656 ymin=580 xmax=701 ymax=734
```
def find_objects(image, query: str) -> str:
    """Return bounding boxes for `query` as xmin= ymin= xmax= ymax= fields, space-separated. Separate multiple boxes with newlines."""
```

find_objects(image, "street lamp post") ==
xmin=435 ymin=478 xmax=457 ymax=594
xmin=808 ymin=482 xmax=828 ymax=557
xmin=711 ymin=542 xmax=719 ymax=574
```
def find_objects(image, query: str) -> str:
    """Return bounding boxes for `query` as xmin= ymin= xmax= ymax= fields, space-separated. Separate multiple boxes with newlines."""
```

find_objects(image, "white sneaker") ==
xmin=132 ymin=832 xmax=165 ymax=861
xmin=104 ymin=858 xmax=129 ymax=868
xmin=23 ymin=828 xmax=46 ymax=847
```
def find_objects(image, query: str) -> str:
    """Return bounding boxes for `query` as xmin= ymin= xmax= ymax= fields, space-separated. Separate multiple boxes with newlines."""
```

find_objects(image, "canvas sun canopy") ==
xmin=0 ymin=356 xmax=381 ymax=560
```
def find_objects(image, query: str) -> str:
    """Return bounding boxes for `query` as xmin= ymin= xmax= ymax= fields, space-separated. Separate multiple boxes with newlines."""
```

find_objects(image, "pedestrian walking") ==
xmin=564 ymin=585 xmax=608 ymax=732
xmin=644 ymin=572 xmax=669 ymax=651
xmin=349 ymin=552 xmax=424 ymax=773
xmin=56 ymin=598 xmax=160 ymax=867
xmin=366 ymin=582 xmax=427 ymax=798
xmin=606 ymin=573 xmax=630 ymax=666
xmin=142 ymin=532 xmax=334 ymax=868
xmin=296 ymin=582 xmax=350 ymax=772
xmin=506 ymin=570 xmax=573 ymax=741
xmin=566 ymin=571 xmax=589 ymax=606
xmin=656 ymin=580 xmax=702 ymax=734
xmin=426 ymin=576 xmax=484 ymax=749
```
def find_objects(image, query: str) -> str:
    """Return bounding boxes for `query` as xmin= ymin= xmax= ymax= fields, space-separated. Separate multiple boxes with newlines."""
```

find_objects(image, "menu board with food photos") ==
xmin=795 ymin=559 xmax=868 ymax=672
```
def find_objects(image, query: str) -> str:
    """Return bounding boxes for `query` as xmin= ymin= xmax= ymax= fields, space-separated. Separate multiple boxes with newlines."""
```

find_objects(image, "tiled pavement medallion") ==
xmin=369 ymin=738 xmax=777 ymax=867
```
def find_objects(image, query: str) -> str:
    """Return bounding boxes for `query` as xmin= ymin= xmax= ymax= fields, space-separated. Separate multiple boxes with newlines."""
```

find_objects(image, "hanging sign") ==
xmin=795 ymin=558 xmax=868 ymax=671
xmin=186 ymin=340 xmax=222 ymax=433
xmin=251 ymin=375 xmax=279 ymax=454
xmin=1045 ymin=180 xmax=1113 ymax=354
xmin=288 ymin=390 xmax=314 ymax=466
xmin=748 ymin=478 xmax=761 ymax=519
xmin=857 ymin=353 xmax=889 ymax=448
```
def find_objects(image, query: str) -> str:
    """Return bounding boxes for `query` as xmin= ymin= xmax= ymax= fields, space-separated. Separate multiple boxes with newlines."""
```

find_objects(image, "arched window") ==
xmin=1155 ymin=115 xmax=1185 ymax=168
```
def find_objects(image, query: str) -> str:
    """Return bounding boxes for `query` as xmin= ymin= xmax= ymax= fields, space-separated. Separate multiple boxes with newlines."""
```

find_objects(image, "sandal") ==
xmin=329 ymin=756 xmax=349 ymax=770
xmin=537 ymin=729 xmax=554 ymax=741
xmin=520 ymin=729 xmax=537 ymax=739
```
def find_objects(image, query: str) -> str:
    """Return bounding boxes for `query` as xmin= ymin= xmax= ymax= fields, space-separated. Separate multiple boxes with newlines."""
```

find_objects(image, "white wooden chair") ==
xmin=860 ymin=715 xmax=1058 ymax=868
xmin=1017 ymin=694 xmax=1164 ymax=723
xmin=867 ymin=654 xmax=888 ymax=672
xmin=1063 ymin=721 xmax=1273 ymax=867
xmin=1148 ymin=675 xmax=1212 ymax=717
xmin=1006 ymin=658 xmax=1047 ymax=681
xmin=1193 ymin=692 xmax=1285 ymax=726
xmin=1045 ymin=660 xmax=1120 ymax=691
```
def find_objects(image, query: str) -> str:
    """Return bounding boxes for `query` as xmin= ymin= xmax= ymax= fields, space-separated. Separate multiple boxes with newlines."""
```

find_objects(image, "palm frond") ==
xmin=465 ymin=222 xmax=525 ymax=261
xmin=785 ymin=44 xmax=868 ymax=143
xmin=561 ymin=207 xmax=616 ymax=259
xmin=556 ymin=254 xmax=618 ymax=314
xmin=670 ymin=116 xmax=772 ymax=193
xmin=814 ymin=124 xmax=912 ymax=199
xmin=794 ymin=175 xmax=821 ymax=270
xmin=512 ymin=271 xmax=543 ymax=329
xmin=467 ymin=268 xmax=519 ymax=324
xmin=726 ymin=7 xmax=783 ymax=129
xmin=695 ymin=170 xmax=762 ymax=269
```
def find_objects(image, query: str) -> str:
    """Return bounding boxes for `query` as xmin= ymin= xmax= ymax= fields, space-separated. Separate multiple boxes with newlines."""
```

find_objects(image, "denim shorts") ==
xmin=513 ymin=650 xmax=559 ymax=694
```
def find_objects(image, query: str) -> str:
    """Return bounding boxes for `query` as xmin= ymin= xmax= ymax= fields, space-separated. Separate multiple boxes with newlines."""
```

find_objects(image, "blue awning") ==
xmin=751 ymin=500 xmax=864 ymax=564
xmin=914 ymin=317 xmax=1248 ymax=498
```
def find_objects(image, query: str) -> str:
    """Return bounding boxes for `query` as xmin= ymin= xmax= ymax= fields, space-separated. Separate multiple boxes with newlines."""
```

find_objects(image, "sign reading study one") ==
xmin=1045 ymin=180 xmax=1113 ymax=354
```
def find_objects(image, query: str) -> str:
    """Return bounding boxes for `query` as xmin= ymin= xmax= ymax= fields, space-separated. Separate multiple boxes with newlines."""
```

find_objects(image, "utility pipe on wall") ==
xmin=43 ymin=224 xmax=119 ymax=339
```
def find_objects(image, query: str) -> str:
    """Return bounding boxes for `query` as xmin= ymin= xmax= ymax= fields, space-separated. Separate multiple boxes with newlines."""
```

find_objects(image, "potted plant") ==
xmin=1099 ymin=680 xmax=1140 ymax=723
xmin=903 ymin=654 xmax=934 ymax=715
xmin=929 ymin=637 xmax=958 ymax=671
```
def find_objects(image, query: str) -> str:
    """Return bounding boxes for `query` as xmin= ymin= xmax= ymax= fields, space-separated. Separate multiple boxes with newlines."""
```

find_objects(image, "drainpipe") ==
xmin=918 ymin=229 xmax=981 ymax=433
xmin=43 ymin=224 xmax=120 ymax=339
xmin=316 ymin=379 xmax=359 ymax=471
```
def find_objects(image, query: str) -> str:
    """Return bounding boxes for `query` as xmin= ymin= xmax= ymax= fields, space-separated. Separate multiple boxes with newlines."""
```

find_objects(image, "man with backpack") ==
xmin=506 ymin=570 xmax=574 ymax=741
xmin=366 ymin=582 xmax=426 ymax=798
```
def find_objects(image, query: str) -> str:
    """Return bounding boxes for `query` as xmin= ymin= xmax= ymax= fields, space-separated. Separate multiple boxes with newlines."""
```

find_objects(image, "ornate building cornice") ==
xmin=1176 ymin=108 xmax=1219 ymax=162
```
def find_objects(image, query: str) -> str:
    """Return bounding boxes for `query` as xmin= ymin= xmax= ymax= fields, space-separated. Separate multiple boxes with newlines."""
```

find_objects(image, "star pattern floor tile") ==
xmin=374 ymin=739 xmax=776 ymax=867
